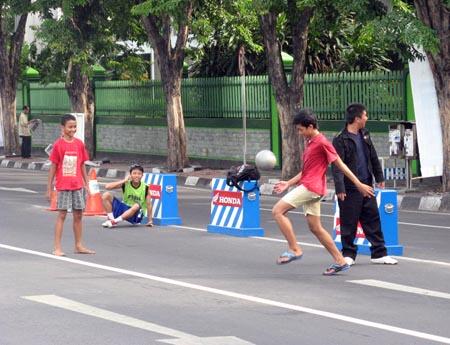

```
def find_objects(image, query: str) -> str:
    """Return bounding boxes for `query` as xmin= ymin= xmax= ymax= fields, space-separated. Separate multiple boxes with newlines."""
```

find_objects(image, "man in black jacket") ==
xmin=332 ymin=103 xmax=397 ymax=266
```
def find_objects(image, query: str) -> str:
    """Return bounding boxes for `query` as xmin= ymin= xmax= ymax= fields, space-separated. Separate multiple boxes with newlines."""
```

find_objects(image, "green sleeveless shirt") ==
xmin=122 ymin=181 xmax=148 ymax=211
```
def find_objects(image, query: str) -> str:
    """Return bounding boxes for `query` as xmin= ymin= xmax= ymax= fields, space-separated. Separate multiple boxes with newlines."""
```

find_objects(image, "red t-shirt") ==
xmin=49 ymin=137 xmax=89 ymax=191
xmin=299 ymin=133 xmax=338 ymax=196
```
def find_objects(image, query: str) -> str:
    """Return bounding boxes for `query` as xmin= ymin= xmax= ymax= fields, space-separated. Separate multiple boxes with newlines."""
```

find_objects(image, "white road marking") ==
xmin=396 ymin=221 xmax=450 ymax=230
xmin=348 ymin=279 xmax=450 ymax=300
xmin=174 ymin=225 xmax=206 ymax=232
xmin=0 ymin=186 xmax=37 ymax=193
xmin=2 ymin=243 xmax=450 ymax=344
xmin=380 ymin=256 xmax=450 ymax=267
xmin=23 ymin=295 xmax=253 ymax=345
xmin=260 ymin=207 xmax=450 ymax=229
xmin=173 ymin=225 xmax=323 ymax=248
xmin=250 ymin=235 xmax=324 ymax=248
xmin=173 ymin=225 xmax=450 ymax=266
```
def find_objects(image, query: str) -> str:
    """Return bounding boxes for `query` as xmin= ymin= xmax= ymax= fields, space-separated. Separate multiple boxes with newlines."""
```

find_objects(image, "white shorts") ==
xmin=282 ymin=185 xmax=322 ymax=216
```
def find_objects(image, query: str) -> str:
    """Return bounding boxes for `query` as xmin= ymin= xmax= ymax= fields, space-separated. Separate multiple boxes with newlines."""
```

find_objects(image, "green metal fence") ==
xmin=304 ymin=71 xmax=406 ymax=121
xmin=23 ymin=70 xmax=407 ymax=122
xmin=95 ymin=80 xmax=165 ymax=117
xmin=16 ymin=82 xmax=24 ymax=113
xmin=182 ymin=75 xmax=270 ymax=119
xmin=29 ymin=82 xmax=71 ymax=115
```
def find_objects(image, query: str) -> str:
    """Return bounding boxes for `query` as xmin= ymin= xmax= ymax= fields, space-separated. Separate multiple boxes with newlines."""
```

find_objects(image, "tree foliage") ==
xmin=253 ymin=0 xmax=439 ymax=178
xmin=188 ymin=0 xmax=439 ymax=77
xmin=188 ymin=0 xmax=265 ymax=76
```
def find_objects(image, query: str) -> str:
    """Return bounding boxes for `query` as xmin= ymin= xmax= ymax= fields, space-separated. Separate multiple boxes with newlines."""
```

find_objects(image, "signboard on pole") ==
xmin=70 ymin=112 xmax=85 ymax=143
xmin=408 ymin=53 xmax=443 ymax=178
xmin=238 ymin=45 xmax=247 ymax=164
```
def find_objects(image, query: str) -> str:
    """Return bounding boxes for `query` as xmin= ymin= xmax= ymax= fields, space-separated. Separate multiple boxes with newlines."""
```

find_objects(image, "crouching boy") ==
xmin=102 ymin=164 xmax=153 ymax=228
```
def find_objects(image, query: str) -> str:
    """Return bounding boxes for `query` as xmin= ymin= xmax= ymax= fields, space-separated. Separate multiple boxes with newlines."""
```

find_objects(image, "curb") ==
xmin=1 ymin=158 xmax=448 ymax=213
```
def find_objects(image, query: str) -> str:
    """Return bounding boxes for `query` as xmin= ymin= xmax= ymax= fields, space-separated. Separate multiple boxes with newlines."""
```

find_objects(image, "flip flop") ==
xmin=74 ymin=249 xmax=96 ymax=255
xmin=277 ymin=251 xmax=303 ymax=265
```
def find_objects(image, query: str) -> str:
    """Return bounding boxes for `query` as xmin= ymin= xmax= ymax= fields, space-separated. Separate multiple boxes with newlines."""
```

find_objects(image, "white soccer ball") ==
xmin=255 ymin=150 xmax=277 ymax=170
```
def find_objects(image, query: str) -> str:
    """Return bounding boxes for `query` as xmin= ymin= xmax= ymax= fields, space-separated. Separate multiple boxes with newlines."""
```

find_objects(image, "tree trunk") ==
xmin=0 ymin=10 xmax=29 ymax=156
xmin=0 ymin=90 xmax=20 ymax=155
xmin=276 ymin=98 xmax=302 ymax=179
xmin=66 ymin=61 xmax=95 ymax=159
xmin=260 ymin=4 xmax=313 ymax=179
xmin=141 ymin=3 xmax=192 ymax=171
xmin=414 ymin=0 xmax=450 ymax=191
xmin=165 ymin=77 xmax=189 ymax=170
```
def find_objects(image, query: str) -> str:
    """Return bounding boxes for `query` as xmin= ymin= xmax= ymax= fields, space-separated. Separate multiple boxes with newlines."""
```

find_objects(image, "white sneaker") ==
xmin=371 ymin=256 xmax=398 ymax=265
xmin=102 ymin=220 xmax=117 ymax=228
xmin=344 ymin=257 xmax=355 ymax=266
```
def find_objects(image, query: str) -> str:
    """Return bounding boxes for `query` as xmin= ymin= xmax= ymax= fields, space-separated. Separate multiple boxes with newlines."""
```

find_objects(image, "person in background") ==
xmin=332 ymin=103 xmax=398 ymax=266
xmin=18 ymin=105 xmax=31 ymax=158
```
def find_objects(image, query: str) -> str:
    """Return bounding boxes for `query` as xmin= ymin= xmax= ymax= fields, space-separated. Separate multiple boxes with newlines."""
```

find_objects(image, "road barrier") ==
xmin=207 ymin=178 xmax=264 ymax=237
xmin=332 ymin=189 xmax=404 ymax=255
xmin=142 ymin=173 xmax=182 ymax=226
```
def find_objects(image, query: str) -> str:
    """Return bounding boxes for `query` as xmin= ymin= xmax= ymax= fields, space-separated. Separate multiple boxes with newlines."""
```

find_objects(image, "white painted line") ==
xmin=173 ymin=225 xmax=323 ymax=248
xmin=260 ymin=208 xmax=450 ymax=229
xmin=396 ymin=221 xmax=450 ymax=230
xmin=391 ymin=256 xmax=450 ymax=267
xmin=0 ymin=186 xmax=37 ymax=194
xmin=23 ymin=295 xmax=253 ymax=345
xmin=173 ymin=225 xmax=450 ymax=266
xmin=398 ymin=209 xmax=450 ymax=216
xmin=250 ymin=236 xmax=323 ymax=248
xmin=2 ymin=243 xmax=450 ymax=344
xmin=348 ymin=280 xmax=450 ymax=300
xmin=174 ymin=225 xmax=206 ymax=232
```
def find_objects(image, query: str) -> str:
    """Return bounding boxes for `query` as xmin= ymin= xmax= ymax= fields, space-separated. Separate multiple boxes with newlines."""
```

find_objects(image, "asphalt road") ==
xmin=1 ymin=168 xmax=450 ymax=345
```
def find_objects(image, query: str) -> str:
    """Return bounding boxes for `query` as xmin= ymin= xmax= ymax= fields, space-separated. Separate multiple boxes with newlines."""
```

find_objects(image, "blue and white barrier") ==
xmin=332 ymin=189 xmax=403 ymax=256
xmin=142 ymin=173 xmax=182 ymax=226
xmin=207 ymin=178 xmax=264 ymax=237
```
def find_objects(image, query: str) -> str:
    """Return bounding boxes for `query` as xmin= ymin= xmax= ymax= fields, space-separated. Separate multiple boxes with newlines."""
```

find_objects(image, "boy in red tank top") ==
xmin=272 ymin=109 xmax=373 ymax=275
xmin=47 ymin=114 xmax=95 ymax=257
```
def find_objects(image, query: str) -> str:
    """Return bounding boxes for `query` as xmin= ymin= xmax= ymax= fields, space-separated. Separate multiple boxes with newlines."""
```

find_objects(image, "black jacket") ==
xmin=332 ymin=127 xmax=384 ymax=194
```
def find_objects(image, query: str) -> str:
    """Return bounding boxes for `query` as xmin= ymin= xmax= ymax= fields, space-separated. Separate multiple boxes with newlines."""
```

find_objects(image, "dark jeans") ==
xmin=20 ymin=136 xmax=31 ymax=158
xmin=338 ymin=189 xmax=387 ymax=259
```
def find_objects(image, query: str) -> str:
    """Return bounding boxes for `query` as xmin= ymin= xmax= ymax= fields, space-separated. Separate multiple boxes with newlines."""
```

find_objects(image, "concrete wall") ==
xmin=96 ymin=125 xmax=271 ymax=161
xmin=32 ymin=123 xmax=391 ymax=162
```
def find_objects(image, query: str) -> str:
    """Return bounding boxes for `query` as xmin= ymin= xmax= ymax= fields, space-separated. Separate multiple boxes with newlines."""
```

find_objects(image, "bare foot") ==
xmin=146 ymin=222 xmax=153 ymax=227
xmin=52 ymin=250 xmax=65 ymax=257
xmin=74 ymin=247 xmax=95 ymax=254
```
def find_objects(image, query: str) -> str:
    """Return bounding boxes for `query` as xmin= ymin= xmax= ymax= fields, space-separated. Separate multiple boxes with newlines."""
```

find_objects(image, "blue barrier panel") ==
xmin=142 ymin=173 xmax=182 ymax=226
xmin=332 ymin=189 xmax=403 ymax=256
xmin=207 ymin=178 xmax=264 ymax=237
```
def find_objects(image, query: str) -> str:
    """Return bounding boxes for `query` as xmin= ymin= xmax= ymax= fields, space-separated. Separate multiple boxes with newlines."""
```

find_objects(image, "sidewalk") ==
xmin=1 ymin=154 xmax=449 ymax=213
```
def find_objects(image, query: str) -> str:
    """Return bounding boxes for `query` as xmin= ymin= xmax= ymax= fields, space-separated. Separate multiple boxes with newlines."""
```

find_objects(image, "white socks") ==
xmin=107 ymin=213 xmax=123 ymax=223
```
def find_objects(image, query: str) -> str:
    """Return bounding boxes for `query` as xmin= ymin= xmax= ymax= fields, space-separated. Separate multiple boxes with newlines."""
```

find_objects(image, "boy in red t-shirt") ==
xmin=47 ymin=114 xmax=95 ymax=257
xmin=272 ymin=109 xmax=373 ymax=275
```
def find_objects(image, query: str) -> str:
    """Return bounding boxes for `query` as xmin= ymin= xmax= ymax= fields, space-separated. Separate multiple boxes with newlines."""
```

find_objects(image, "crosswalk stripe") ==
xmin=348 ymin=279 xmax=450 ymax=300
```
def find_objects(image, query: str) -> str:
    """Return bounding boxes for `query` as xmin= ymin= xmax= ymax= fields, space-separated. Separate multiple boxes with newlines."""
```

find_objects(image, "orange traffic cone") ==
xmin=47 ymin=187 xmax=58 ymax=211
xmin=84 ymin=169 xmax=106 ymax=216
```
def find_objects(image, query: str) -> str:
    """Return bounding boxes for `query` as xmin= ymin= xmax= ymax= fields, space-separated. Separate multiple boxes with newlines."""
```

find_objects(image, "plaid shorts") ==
xmin=57 ymin=189 xmax=86 ymax=210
